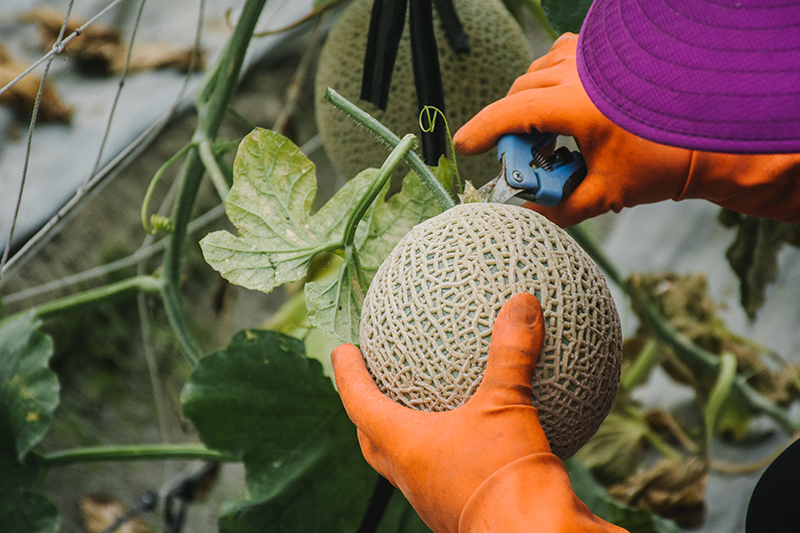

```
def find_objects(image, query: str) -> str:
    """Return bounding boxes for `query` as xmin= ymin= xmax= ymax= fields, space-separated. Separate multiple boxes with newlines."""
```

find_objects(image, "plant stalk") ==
xmin=619 ymin=338 xmax=659 ymax=395
xmin=520 ymin=0 xmax=559 ymax=40
xmin=341 ymin=134 xmax=418 ymax=246
xmin=566 ymin=224 xmax=800 ymax=434
xmin=36 ymin=444 xmax=237 ymax=468
xmin=161 ymin=0 xmax=268 ymax=365
xmin=324 ymin=88 xmax=456 ymax=212
xmin=1 ymin=275 xmax=163 ymax=325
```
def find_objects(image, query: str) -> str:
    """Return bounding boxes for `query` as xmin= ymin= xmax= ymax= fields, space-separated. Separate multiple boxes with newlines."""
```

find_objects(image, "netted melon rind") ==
xmin=315 ymin=0 xmax=534 ymax=184
xmin=359 ymin=203 xmax=622 ymax=459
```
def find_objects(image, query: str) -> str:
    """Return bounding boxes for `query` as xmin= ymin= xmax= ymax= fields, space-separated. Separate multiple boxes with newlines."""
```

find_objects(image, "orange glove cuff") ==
xmin=459 ymin=454 xmax=627 ymax=533
xmin=676 ymin=151 xmax=800 ymax=223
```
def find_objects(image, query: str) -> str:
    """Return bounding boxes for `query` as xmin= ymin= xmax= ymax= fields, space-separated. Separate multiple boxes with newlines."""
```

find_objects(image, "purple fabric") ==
xmin=577 ymin=0 xmax=800 ymax=153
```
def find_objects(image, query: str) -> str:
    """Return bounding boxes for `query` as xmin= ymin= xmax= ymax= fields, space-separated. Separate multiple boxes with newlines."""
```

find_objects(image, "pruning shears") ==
xmin=478 ymin=132 xmax=587 ymax=206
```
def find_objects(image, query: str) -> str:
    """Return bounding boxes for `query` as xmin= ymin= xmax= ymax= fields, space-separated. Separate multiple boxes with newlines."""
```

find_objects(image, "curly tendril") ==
xmin=419 ymin=106 xmax=462 ymax=194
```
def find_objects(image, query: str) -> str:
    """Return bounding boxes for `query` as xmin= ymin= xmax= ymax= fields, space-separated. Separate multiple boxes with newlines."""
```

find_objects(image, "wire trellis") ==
xmin=0 ymin=0 xmax=206 ymax=282
xmin=1 ymin=1 xmax=219 ymax=531
xmin=0 ymin=0 xmax=323 ymax=528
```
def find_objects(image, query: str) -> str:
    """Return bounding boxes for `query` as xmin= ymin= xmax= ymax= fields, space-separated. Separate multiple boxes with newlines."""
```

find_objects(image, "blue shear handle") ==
xmin=497 ymin=133 xmax=551 ymax=193
xmin=497 ymin=132 xmax=586 ymax=207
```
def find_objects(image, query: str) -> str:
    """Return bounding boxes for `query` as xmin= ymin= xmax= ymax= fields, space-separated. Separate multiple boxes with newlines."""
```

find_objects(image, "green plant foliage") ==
xmin=306 ymin=157 xmax=455 ymax=343
xmin=718 ymin=210 xmax=800 ymax=320
xmin=576 ymin=411 xmax=649 ymax=485
xmin=1 ymin=491 xmax=60 ymax=533
xmin=201 ymin=129 xmax=452 ymax=344
xmin=181 ymin=329 xmax=377 ymax=532
xmin=566 ymin=458 xmax=683 ymax=533
xmin=0 ymin=312 xmax=59 ymax=462
xmin=376 ymin=491 xmax=433 ymax=533
xmin=541 ymin=0 xmax=593 ymax=34
xmin=0 ymin=312 xmax=60 ymax=532
xmin=357 ymin=157 xmax=455 ymax=282
xmin=703 ymin=353 xmax=737 ymax=448
xmin=200 ymin=128 xmax=377 ymax=296
xmin=305 ymin=253 xmax=365 ymax=345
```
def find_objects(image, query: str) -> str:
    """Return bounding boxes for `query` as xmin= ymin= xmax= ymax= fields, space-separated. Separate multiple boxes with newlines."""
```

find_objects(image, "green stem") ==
xmin=520 ymin=0 xmax=559 ymax=40
xmin=163 ymin=151 xmax=206 ymax=365
xmin=162 ymin=0 xmax=268 ymax=365
xmin=342 ymin=134 xmax=418 ymax=246
xmin=36 ymin=444 xmax=237 ymax=468
xmin=198 ymin=137 xmax=231 ymax=199
xmin=1 ymin=276 xmax=163 ymax=325
xmin=643 ymin=429 xmax=684 ymax=462
xmin=566 ymin=224 xmax=800 ymax=434
xmin=704 ymin=352 xmax=737 ymax=451
xmin=141 ymin=141 xmax=194 ymax=235
xmin=324 ymin=88 xmax=456 ymax=212
xmin=227 ymin=107 xmax=258 ymax=130
xmin=619 ymin=338 xmax=659 ymax=395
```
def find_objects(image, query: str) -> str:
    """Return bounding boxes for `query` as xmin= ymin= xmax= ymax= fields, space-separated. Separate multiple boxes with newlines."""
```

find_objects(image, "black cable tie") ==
xmin=360 ymin=0 xmax=409 ymax=110
xmin=433 ymin=0 xmax=470 ymax=53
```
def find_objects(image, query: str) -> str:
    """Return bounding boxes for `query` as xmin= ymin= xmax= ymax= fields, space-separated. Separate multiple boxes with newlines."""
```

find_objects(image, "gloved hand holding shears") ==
xmin=454 ymin=34 xmax=800 ymax=227
xmin=332 ymin=294 xmax=626 ymax=533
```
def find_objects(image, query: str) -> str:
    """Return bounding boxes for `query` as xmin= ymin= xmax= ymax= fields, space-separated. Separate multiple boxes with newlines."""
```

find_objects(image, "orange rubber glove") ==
xmin=332 ymin=293 xmax=627 ymax=533
xmin=453 ymin=34 xmax=800 ymax=227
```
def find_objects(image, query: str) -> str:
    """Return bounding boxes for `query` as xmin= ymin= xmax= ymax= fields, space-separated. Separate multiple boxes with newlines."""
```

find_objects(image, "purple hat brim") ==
xmin=577 ymin=0 xmax=800 ymax=154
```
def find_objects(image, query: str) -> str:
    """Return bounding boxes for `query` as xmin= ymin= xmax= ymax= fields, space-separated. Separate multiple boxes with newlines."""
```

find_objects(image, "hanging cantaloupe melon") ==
xmin=315 ymin=0 xmax=534 ymax=183
xmin=359 ymin=202 xmax=623 ymax=459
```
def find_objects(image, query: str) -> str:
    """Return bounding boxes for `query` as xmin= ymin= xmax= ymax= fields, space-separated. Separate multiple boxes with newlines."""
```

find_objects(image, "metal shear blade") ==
xmin=478 ymin=158 xmax=524 ymax=205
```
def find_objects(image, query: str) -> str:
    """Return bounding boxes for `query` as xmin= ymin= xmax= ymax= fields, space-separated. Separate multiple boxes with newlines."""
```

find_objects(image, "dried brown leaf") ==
xmin=110 ymin=43 xmax=206 ymax=75
xmin=18 ymin=7 xmax=120 ymax=58
xmin=80 ymin=495 xmax=149 ymax=533
xmin=0 ymin=46 xmax=73 ymax=123
xmin=608 ymin=456 xmax=709 ymax=528
xmin=19 ymin=7 xmax=204 ymax=76
xmin=644 ymin=409 xmax=699 ymax=454
xmin=633 ymin=272 xmax=800 ymax=408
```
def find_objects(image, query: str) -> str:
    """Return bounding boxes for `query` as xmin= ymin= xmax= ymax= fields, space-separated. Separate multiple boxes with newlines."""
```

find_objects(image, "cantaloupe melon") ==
xmin=359 ymin=202 xmax=622 ymax=459
xmin=315 ymin=0 xmax=534 ymax=184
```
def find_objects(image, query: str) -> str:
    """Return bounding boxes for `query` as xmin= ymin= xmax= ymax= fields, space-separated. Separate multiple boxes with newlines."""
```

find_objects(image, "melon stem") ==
xmin=324 ymin=88 xmax=456 ymax=212
xmin=342 ymin=133 xmax=419 ymax=247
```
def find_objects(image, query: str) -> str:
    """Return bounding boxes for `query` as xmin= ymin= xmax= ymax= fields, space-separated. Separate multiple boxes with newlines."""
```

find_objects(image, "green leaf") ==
xmin=305 ymin=158 xmax=453 ymax=344
xmin=306 ymin=250 xmax=366 ymax=345
xmin=181 ymin=329 xmax=376 ymax=533
xmin=719 ymin=211 xmax=800 ymax=320
xmin=200 ymin=128 xmax=377 ymax=294
xmin=0 ymin=312 xmax=60 ymax=533
xmin=703 ymin=352 xmax=737 ymax=448
xmin=0 ymin=490 xmax=59 ymax=533
xmin=376 ymin=491 xmax=432 ymax=533
xmin=541 ymin=0 xmax=593 ymax=34
xmin=0 ymin=312 xmax=59 ymax=462
xmin=204 ymin=127 xmax=452 ymax=346
xmin=576 ymin=411 xmax=648 ymax=485
xmin=359 ymin=157 xmax=454 ymax=283
xmin=0 ymin=448 xmax=55 ymax=531
xmin=566 ymin=458 xmax=683 ymax=533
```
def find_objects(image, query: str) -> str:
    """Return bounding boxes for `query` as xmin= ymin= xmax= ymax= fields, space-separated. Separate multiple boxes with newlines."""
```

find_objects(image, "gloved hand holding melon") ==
xmin=334 ymin=290 xmax=626 ymax=533
xmin=357 ymin=202 xmax=622 ymax=460
xmin=334 ymin=202 xmax=625 ymax=533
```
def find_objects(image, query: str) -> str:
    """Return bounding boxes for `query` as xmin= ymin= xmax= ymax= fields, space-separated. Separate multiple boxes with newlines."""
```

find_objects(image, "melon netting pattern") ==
xmin=359 ymin=203 xmax=622 ymax=459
